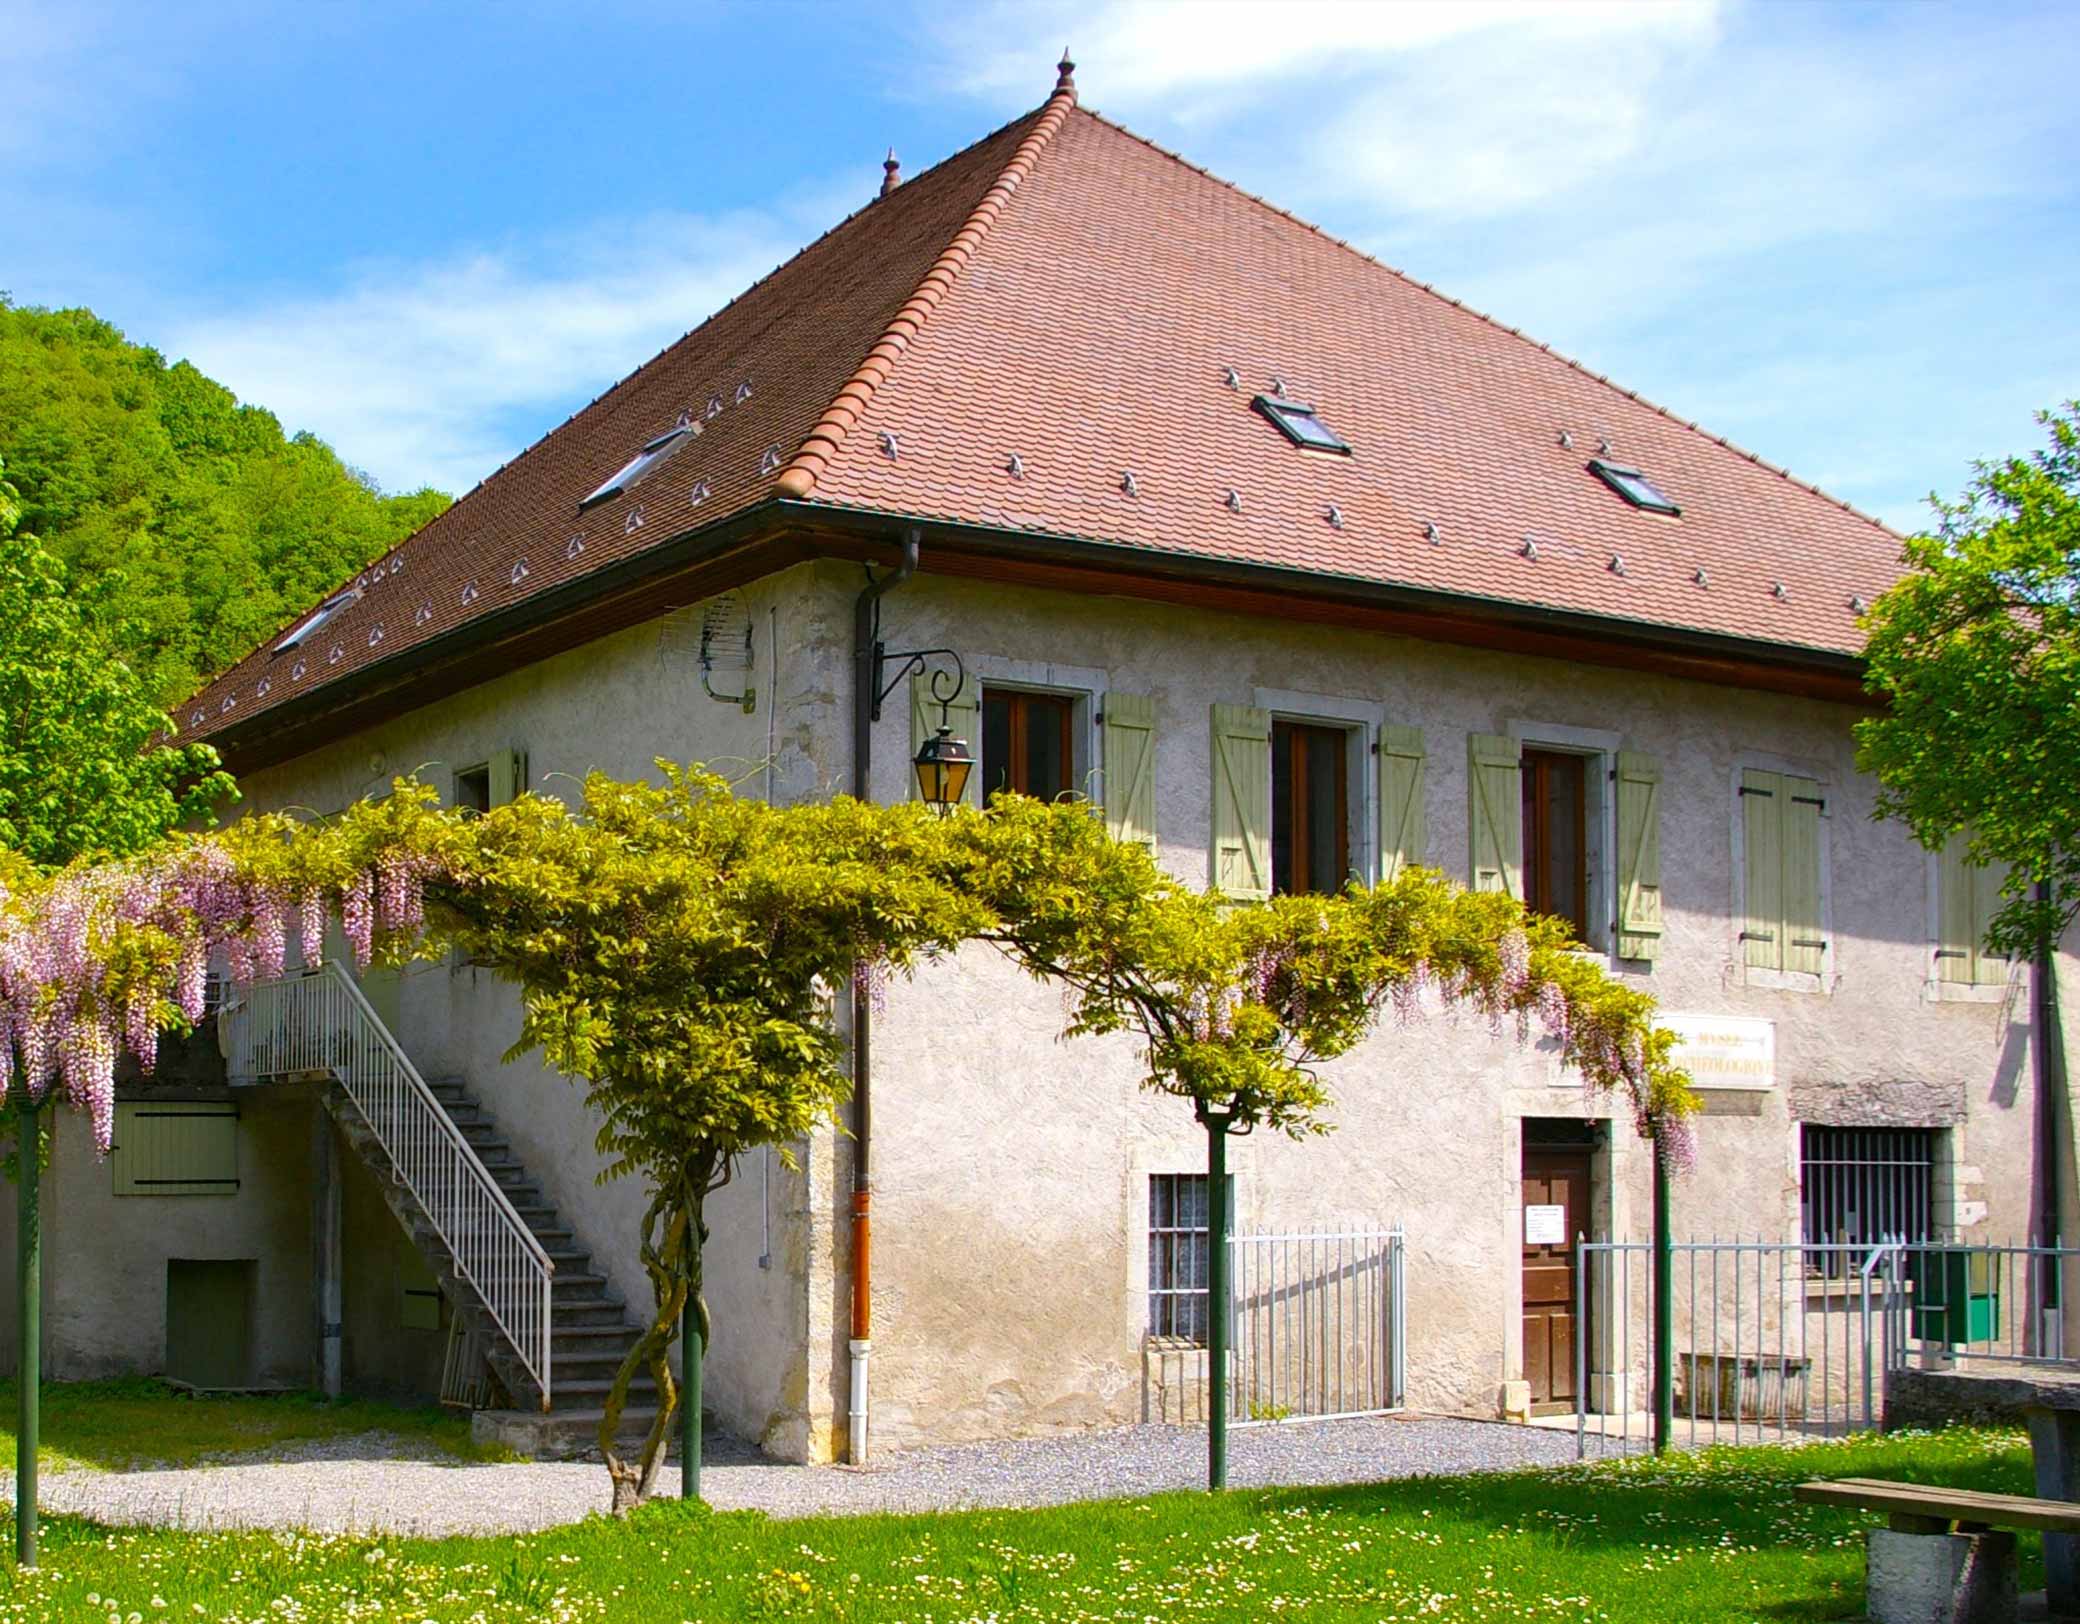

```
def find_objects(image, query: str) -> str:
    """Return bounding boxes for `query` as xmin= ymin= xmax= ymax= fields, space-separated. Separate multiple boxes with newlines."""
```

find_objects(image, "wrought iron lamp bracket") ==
xmin=869 ymin=645 xmax=967 ymax=725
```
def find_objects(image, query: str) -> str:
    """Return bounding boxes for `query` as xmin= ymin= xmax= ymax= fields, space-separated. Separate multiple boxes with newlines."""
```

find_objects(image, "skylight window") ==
xmin=1253 ymin=395 xmax=1351 ymax=454
xmin=275 ymin=587 xmax=362 ymax=653
xmin=579 ymin=425 xmax=697 ymax=510
xmin=1588 ymin=458 xmax=1681 ymax=516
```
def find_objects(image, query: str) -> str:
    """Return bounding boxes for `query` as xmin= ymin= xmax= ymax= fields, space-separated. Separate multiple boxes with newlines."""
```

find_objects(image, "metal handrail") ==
xmin=223 ymin=964 xmax=554 ymax=1409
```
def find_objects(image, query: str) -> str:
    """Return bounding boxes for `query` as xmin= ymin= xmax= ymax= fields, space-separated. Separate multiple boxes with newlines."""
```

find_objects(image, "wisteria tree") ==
xmin=0 ymin=768 xmax=1695 ymax=1530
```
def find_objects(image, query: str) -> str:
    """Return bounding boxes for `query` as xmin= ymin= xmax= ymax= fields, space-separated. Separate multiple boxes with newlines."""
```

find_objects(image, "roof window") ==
xmin=580 ymin=425 xmax=697 ymax=510
xmin=1588 ymin=458 xmax=1680 ymax=516
xmin=275 ymin=586 xmax=363 ymax=653
xmin=1253 ymin=395 xmax=1350 ymax=454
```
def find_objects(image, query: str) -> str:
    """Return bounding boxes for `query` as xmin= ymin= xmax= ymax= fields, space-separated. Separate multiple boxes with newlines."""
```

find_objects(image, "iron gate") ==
xmin=1145 ymin=1226 xmax=1405 ymax=1426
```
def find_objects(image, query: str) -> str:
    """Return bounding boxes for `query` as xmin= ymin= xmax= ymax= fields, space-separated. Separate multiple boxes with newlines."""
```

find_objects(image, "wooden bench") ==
xmin=1796 ymin=1478 xmax=2080 ymax=1623
xmin=1796 ymin=1477 xmax=2080 ymax=1537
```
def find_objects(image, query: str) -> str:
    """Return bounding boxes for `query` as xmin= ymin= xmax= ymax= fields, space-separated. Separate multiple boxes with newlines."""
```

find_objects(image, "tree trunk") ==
xmin=599 ymin=1159 xmax=718 ymax=1512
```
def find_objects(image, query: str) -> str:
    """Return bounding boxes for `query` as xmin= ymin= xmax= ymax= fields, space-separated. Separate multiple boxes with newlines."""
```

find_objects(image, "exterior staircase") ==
xmin=223 ymin=964 xmax=675 ymax=1459
xmin=323 ymin=1073 xmax=666 ymax=1457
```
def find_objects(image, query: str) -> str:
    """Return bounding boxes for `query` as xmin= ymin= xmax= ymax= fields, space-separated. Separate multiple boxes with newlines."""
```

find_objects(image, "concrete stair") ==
xmin=323 ymin=1075 xmax=670 ymax=1459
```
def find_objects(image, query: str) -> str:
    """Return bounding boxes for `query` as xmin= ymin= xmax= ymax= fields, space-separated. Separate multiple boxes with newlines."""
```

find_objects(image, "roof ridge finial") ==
xmin=1057 ymin=48 xmax=1076 ymax=96
xmin=881 ymin=147 xmax=901 ymax=198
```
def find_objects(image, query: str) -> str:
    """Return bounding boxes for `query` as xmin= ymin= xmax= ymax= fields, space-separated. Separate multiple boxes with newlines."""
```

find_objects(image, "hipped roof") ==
xmin=183 ymin=65 xmax=1899 ymax=750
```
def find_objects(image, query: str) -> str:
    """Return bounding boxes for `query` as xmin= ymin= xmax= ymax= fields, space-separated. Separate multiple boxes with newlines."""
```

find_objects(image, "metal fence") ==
xmin=1146 ymin=1226 xmax=1404 ymax=1426
xmin=1881 ymin=1241 xmax=2072 ymax=1371
xmin=1575 ymin=1236 xmax=2080 ymax=1458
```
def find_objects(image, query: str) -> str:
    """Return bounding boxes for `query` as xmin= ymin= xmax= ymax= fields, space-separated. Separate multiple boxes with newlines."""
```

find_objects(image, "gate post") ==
xmin=1653 ymin=1137 xmax=1673 ymax=1456
xmin=1205 ymin=1110 xmax=1232 ymax=1491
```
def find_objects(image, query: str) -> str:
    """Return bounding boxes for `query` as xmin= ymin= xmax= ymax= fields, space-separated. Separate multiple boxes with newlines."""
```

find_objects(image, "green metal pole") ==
xmin=1653 ymin=1135 xmax=1673 ymax=1457
xmin=17 ymin=1099 xmax=39 ymax=1567
xmin=681 ymin=1290 xmax=701 ymax=1501
xmin=1207 ymin=1113 xmax=1230 ymax=1492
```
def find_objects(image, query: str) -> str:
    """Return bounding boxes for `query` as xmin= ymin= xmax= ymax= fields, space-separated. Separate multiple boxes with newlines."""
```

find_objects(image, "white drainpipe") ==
xmin=849 ymin=1337 xmax=871 ymax=1462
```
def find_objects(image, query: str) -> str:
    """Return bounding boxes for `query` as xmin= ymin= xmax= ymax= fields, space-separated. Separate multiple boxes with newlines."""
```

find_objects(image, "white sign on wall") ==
xmin=1659 ymin=1012 xmax=1775 ymax=1092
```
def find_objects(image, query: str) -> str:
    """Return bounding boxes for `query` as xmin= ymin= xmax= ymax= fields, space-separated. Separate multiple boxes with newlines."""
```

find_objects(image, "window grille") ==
xmin=1801 ymin=1125 xmax=1939 ymax=1273
xmin=1148 ymin=1174 xmax=1212 ymax=1341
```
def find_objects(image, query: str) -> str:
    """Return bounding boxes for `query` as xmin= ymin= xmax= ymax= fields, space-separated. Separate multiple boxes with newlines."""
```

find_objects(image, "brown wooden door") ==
xmin=1522 ymin=1148 xmax=1590 ymax=1409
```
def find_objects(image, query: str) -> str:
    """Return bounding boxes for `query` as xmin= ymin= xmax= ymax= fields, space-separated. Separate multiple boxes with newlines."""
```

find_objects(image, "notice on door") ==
xmin=1524 ymin=1204 xmax=1567 ymax=1246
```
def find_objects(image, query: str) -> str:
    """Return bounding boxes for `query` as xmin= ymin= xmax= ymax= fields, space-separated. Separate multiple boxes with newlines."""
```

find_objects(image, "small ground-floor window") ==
xmin=1801 ymin=1125 xmax=1941 ymax=1272
xmin=1148 ymin=1174 xmax=1212 ymax=1342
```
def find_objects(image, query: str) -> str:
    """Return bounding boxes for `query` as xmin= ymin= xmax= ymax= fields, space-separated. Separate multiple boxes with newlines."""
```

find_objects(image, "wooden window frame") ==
xmin=982 ymin=688 xmax=1077 ymax=802
xmin=1521 ymin=748 xmax=1591 ymax=940
xmin=1271 ymin=720 xmax=1351 ymax=896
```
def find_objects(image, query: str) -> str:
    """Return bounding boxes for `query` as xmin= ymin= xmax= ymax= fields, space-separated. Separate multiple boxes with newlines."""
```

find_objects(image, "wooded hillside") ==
xmin=0 ymin=298 xmax=450 ymax=704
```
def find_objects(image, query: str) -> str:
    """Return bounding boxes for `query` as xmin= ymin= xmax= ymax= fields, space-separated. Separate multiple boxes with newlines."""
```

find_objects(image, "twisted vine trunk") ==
xmin=600 ymin=1157 xmax=720 ymax=1512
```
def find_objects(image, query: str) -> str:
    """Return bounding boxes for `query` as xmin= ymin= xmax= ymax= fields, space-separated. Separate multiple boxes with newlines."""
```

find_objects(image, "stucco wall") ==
xmin=842 ymin=571 xmax=2059 ymax=1445
xmin=230 ymin=563 xmax=852 ymax=1453
xmin=30 ymin=553 xmax=2065 ymax=1456
xmin=0 ymin=1084 xmax=319 ymax=1386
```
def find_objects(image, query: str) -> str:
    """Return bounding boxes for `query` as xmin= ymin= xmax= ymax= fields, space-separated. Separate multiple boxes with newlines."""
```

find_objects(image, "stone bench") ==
xmin=1795 ymin=1477 xmax=2080 ymax=1623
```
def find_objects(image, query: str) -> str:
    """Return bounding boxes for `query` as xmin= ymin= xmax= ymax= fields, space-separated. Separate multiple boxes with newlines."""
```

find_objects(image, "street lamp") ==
xmin=870 ymin=642 xmax=972 ymax=814
xmin=912 ymin=725 xmax=975 ymax=812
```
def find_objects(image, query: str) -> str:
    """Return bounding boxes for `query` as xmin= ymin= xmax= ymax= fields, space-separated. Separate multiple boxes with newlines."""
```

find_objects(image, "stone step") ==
xmin=472 ymin=1405 xmax=686 ymax=1461
xmin=552 ymin=1325 xmax=645 ymax=1355
xmin=553 ymin=1300 xmax=633 ymax=1329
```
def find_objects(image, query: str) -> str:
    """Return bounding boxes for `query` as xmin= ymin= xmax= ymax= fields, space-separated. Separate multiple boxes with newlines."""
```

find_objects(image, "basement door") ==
xmin=1522 ymin=1145 xmax=1590 ymax=1411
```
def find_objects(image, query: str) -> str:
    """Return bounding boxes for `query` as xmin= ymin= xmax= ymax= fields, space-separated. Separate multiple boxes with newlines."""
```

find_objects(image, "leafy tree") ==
xmin=1857 ymin=403 xmax=2080 ymax=955
xmin=0 ymin=299 xmax=449 ymax=702
xmin=0 ymin=456 xmax=234 ymax=867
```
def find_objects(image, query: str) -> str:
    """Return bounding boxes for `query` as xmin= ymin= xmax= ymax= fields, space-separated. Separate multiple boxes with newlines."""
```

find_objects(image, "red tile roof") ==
xmin=184 ymin=66 xmax=1898 ymax=747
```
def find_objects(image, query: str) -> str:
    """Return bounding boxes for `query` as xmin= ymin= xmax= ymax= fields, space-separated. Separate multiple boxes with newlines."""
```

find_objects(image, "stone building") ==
xmin=4 ymin=61 xmax=2070 ymax=1461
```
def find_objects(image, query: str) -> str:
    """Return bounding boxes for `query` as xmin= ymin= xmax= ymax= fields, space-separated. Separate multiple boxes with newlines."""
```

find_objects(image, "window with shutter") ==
xmin=1101 ymin=692 xmax=1157 ymax=848
xmin=911 ymin=672 xmax=981 ymax=808
xmin=1209 ymin=704 xmax=1271 ymax=901
xmin=112 ymin=1103 xmax=239 ymax=1197
xmin=1740 ymin=767 xmax=1826 ymax=976
xmin=1468 ymin=733 xmax=1523 ymax=899
xmin=982 ymin=689 xmax=1075 ymax=801
xmin=1937 ymin=834 xmax=2010 ymax=986
xmin=1271 ymin=720 xmax=1350 ymax=895
xmin=1614 ymin=752 xmax=1662 ymax=961
xmin=1377 ymin=725 xmax=1426 ymax=883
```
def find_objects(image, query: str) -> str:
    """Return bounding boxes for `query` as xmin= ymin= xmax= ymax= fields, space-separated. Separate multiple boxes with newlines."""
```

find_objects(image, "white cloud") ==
xmin=169 ymin=212 xmax=803 ymax=495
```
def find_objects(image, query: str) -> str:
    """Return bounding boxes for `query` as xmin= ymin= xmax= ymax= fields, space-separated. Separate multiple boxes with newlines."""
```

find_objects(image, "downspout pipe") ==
xmin=847 ymin=527 xmax=919 ymax=1463
xmin=2037 ymin=881 xmax=2068 ymax=1259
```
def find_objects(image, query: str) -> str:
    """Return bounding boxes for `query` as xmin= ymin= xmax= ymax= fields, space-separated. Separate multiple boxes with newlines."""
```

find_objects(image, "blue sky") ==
xmin=5 ymin=0 xmax=2075 ymax=531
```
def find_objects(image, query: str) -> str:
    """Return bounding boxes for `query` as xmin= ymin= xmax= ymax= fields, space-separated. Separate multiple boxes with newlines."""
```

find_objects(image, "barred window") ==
xmin=1148 ymin=1175 xmax=1214 ymax=1341
xmin=1801 ymin=1126 xmax=1939 ymax=1258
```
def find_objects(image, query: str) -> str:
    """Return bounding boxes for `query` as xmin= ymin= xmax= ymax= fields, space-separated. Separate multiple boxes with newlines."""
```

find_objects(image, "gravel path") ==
xmin=2 ymin=1415 xmax=1580 ymax=1537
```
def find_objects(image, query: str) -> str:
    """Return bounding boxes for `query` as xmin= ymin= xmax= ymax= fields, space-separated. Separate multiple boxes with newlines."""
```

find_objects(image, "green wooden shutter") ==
xmin=1782 ymin=776 xmax=1826 ymax=975
xmin=1940 ymin=834 xmax=2011 ymax=985
xmin=1210 ymin=704 xmax=1271 ymax=901
xmin=488 ymin=747 xmax=526 ymax=806
xmin=911 ymin=672 xmax=980 ymax=808
xmin=1936 ymin=835 xmax=1976 ymax=984
xmin=1614 ymin=751 xmax=1663 ymax=961
xmin=112 ymin=1103 xmax=239 ymax=1197
xmin=1467 ymin=733 xmax=1522 ymax=898
xmin=399 ymin=1237 xmax=443 ymax=1331
xmin=1102 ymin=691 xmax=1158 ymax=847
xmin=1377 ymin=725 xmax=1426 ymax=883
xmin=1740 ymin=769 xmax=1783 ymax=969
xmin=1972 ymin=858 xmax=2010 ymax=985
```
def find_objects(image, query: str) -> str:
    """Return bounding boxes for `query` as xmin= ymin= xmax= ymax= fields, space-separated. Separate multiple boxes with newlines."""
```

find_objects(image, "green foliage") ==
xmin=0 ymin=464 xmax=234 ymax=866
xmin=0 ymin=299 xmax=449 ymax=702
xmin=182 ymin=769 xmax=1694 ymax=1509
xmin=1857 ymin=402 xmax=2080 ymax=957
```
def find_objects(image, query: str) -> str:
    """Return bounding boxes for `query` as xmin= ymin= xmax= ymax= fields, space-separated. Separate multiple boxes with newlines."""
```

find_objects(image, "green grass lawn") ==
xmin=0 ymin=1426 xmax=2043 ymax=1621
xmin=0 ymin=1379 xmax=501 ymax=1471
